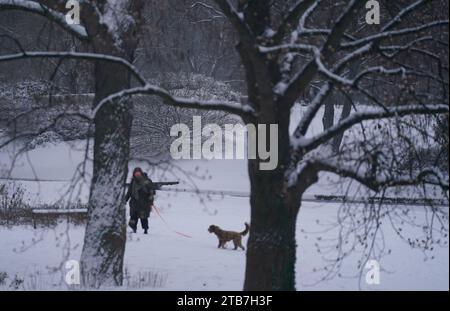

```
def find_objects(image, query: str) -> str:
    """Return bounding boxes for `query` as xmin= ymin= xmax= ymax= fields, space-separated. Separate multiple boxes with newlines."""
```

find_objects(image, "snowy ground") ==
xmin=0 ymin=193 xmax=448 ymax=290
xmin=0 ymin=105 xmax=448 ymax=291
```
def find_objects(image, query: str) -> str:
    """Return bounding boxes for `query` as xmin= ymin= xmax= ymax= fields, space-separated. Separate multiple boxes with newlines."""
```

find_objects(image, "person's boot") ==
xmin=144 ymin=229 xmax=148 ymax=234
xmin=129 ymin=220 xmax=137 ymax=233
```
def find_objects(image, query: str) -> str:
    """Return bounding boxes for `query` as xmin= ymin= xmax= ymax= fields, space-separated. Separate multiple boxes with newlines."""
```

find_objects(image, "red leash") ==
xmin=152 ymin=205 xmax=193 ymax=238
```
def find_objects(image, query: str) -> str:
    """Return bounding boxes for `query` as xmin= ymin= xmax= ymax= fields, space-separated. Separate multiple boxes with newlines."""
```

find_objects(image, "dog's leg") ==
xmin=233 ymin=238 xmax=239 ymax=250
xmin=236 ymin=237 xmax=245 ymax=250
xmin=239 ymin=240 xmax=245 ymax=251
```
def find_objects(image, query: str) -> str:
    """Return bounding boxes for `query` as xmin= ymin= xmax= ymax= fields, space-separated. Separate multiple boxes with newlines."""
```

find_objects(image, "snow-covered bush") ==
xmin=434 ymin=115 xmax=449 ymax=170
xmin=123 ymin=267 xmax=168 ymax=289
xmin=131 ymin=73 xmax=241 ymax=160
xmin=1 ymin=75 xmax=241 ymax=158
xmin=7 ymin=275 xmax=24 ymax=290
xmin=0 ymin=183 xmax=31 ymax=226
xmin=0 ymin=272 xmax=7 ymax=286
xmin=0 ymin=80 xmax=92 ymax=148
xmin=0 ymin=80 xmax=68 ymax=122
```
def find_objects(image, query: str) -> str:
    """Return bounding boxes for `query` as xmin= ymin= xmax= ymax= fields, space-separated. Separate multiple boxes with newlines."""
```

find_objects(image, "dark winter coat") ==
xmin=125 ymin=173 xmax=155 ymax=219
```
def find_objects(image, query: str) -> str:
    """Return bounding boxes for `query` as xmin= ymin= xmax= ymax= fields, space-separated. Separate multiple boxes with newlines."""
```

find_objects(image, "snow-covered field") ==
xmin=0 ymin=140 xmax=448 ymax=291
xmin=0 ymin=105 xmax=448 ymax=291
xmin=0 ymin=194 xmax=448 ymax=291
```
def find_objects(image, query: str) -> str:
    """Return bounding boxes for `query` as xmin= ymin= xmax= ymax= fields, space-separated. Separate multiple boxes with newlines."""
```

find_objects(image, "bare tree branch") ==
xmin=0 ymin=0 xmax=88 ymax=40
xmin=294 ymin=104 xmax=449 ymax=154
xmin=280 ymin=0 xmax=366 ymax=105
xmin=94 ymin=84 xmax=254 ymax=117
xmin=271 ymin=0 xmax=319 ymax=44
xmin=0 ymin=50 xmax=146 ymax=85
xmin=310 ymin=159 xmax=449 ymax=192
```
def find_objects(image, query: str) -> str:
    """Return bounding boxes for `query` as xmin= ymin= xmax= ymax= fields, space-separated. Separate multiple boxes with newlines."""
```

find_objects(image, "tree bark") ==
xmin=80 ymin=59 xmax=133 ymax=288
xmin=78 ymin=0 xmax=144 ymax=288
xmin=244 ymin=157 xmax=307 ymax=290
xmin=242 ymin=109 xmax=309 ymax=290
xmin=244 ymin=163 xmax=322 ymax=291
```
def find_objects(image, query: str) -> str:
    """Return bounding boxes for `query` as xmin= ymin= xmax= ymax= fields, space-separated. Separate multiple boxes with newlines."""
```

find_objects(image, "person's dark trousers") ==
xmin=140 ymin=218 xmax=149 ymax=231
xmin=129 ymin=211 xmax=150 ymax=233
xmin=129 ymin=214 xmax=138 ymax=233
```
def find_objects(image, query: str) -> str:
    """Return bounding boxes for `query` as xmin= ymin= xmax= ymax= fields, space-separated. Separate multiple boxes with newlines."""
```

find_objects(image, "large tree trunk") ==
xmin=242 ymin=109 xmax=308 ymax=290
xmin=80 ymin=59 xmax=133 ymax=288
xmin=244 ymin=160 xmax=301 ymax=290
xmin=78 ymin=0 xmax=144 ymax=287
xmin=242 ymin=110 xmax=320 ymax=290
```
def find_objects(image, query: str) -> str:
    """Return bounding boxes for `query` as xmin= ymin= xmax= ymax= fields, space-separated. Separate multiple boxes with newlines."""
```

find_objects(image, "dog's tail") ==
xmin=241 ymin=222 xmax=250 ymax=236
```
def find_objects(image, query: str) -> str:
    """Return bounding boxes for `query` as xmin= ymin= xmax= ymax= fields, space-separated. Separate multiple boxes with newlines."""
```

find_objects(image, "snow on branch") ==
xmin=191 ymin=2 xmax=225 ymax=19
xmin=0 ymin=50 xmax=147 ymax=85
xmin=294 ymin=83 xmax=331 ymax=135
xmin=93 ymin=0 xmax=138 ymax=48
xmin=0 ymin=46 xmax=258 ymax=119
xmin=378 ymin=36 xmax=434 ymax=54
xmin=310 ymin=159 xmax=449 ymax=192
xmin=284 ymin=44 xmax=374 ymax=138
xmin=281 ymin=0 xmax=366 ymax=104
xmin=0 ymin=111 xmax=91 ymax=150
xmin=267 ymin=0 xmax=446 ymax=106
xmin=382 ymin=0 xmax=432 ymax=32
xmin=292 ymin=104 xmax=449 ymax=153
xmin=319 ymin=65 xmax=423 ymax=88
xmin=0 ymin=0 xmax=88 ymax=39
xmin=0 ymin=49 xmax=253 ymax=117
xmin=94 ymin=84 xmax=255 ymax=118
xmin=213 ymin=0 xmax=252 ymax=42
xmin=270 ymin=0 xmax=320 ymax=44
xmin=266 ymin=43 xmax=370 ymax=91
xmin=342 ymin=20 xmax=449 ymax=49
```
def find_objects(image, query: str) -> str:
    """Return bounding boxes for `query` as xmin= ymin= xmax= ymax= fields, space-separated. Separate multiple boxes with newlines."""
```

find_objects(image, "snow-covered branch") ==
xmin=290 ymin=44 xmax=373 ymax=138
xmin=310 ymin=160 xmax=449 ymax=192
xmin=292 ymin=104 xmax=449 ymax=153
xmin=213 ymin=0 xmax=252 ymax=43
xmin=294 ymin=82 xmax=331 ymax=136
xmin=94 ymin=84 xmax=254 ymax=118
xmin=0 ymin=0 xmax=88 ymax=40
xmin=0 ymin=50 xmax=147 ymax=85
xmin=191 ymin=2 xmax=225 ymax=19
xmin=271 ymin=0 xmax=319 ymax=44
xmin=281 ymin=0 xmax=366 ymax=104
xmin=342 ymin=20 xmax=449 ymax=49
xmin=382 ymin=0 xmax=433 ymax=32
xmin=0 ymin=49 xmax=253 ymax=117
xmin=0 ymin=111 xmax=91 ymax=150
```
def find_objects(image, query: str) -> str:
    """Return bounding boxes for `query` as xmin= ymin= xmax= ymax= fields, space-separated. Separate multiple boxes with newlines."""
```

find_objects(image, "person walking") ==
xmin=125 ymin=167 xmax=155 ymax=234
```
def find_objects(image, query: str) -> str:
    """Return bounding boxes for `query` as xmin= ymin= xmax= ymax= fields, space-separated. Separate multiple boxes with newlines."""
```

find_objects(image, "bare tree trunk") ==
xmin=243 ymin=115 xmax=309 ymax=291
xmin=80 ymin=60 xmax=133 ymax=288
xmin=78 ymin=0 xmax=144 ymax=287
xmin=81 ymin=0 xmax=143 ymax=288
xmin=244 ymin=180 xmax=298 ymax=290
xmin=244 ymin=157 xmax=312 ymax=290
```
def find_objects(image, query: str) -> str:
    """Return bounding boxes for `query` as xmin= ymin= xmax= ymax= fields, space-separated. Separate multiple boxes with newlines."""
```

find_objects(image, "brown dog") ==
xmin=208 ymin=223 xmax=250 ymax=250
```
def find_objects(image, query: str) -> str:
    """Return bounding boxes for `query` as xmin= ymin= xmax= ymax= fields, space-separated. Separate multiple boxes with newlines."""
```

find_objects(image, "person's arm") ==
xmin=144 ymin=174 xmax=156 ymax=195
xmin=144 ymin=181 xmax=155 ymax=205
